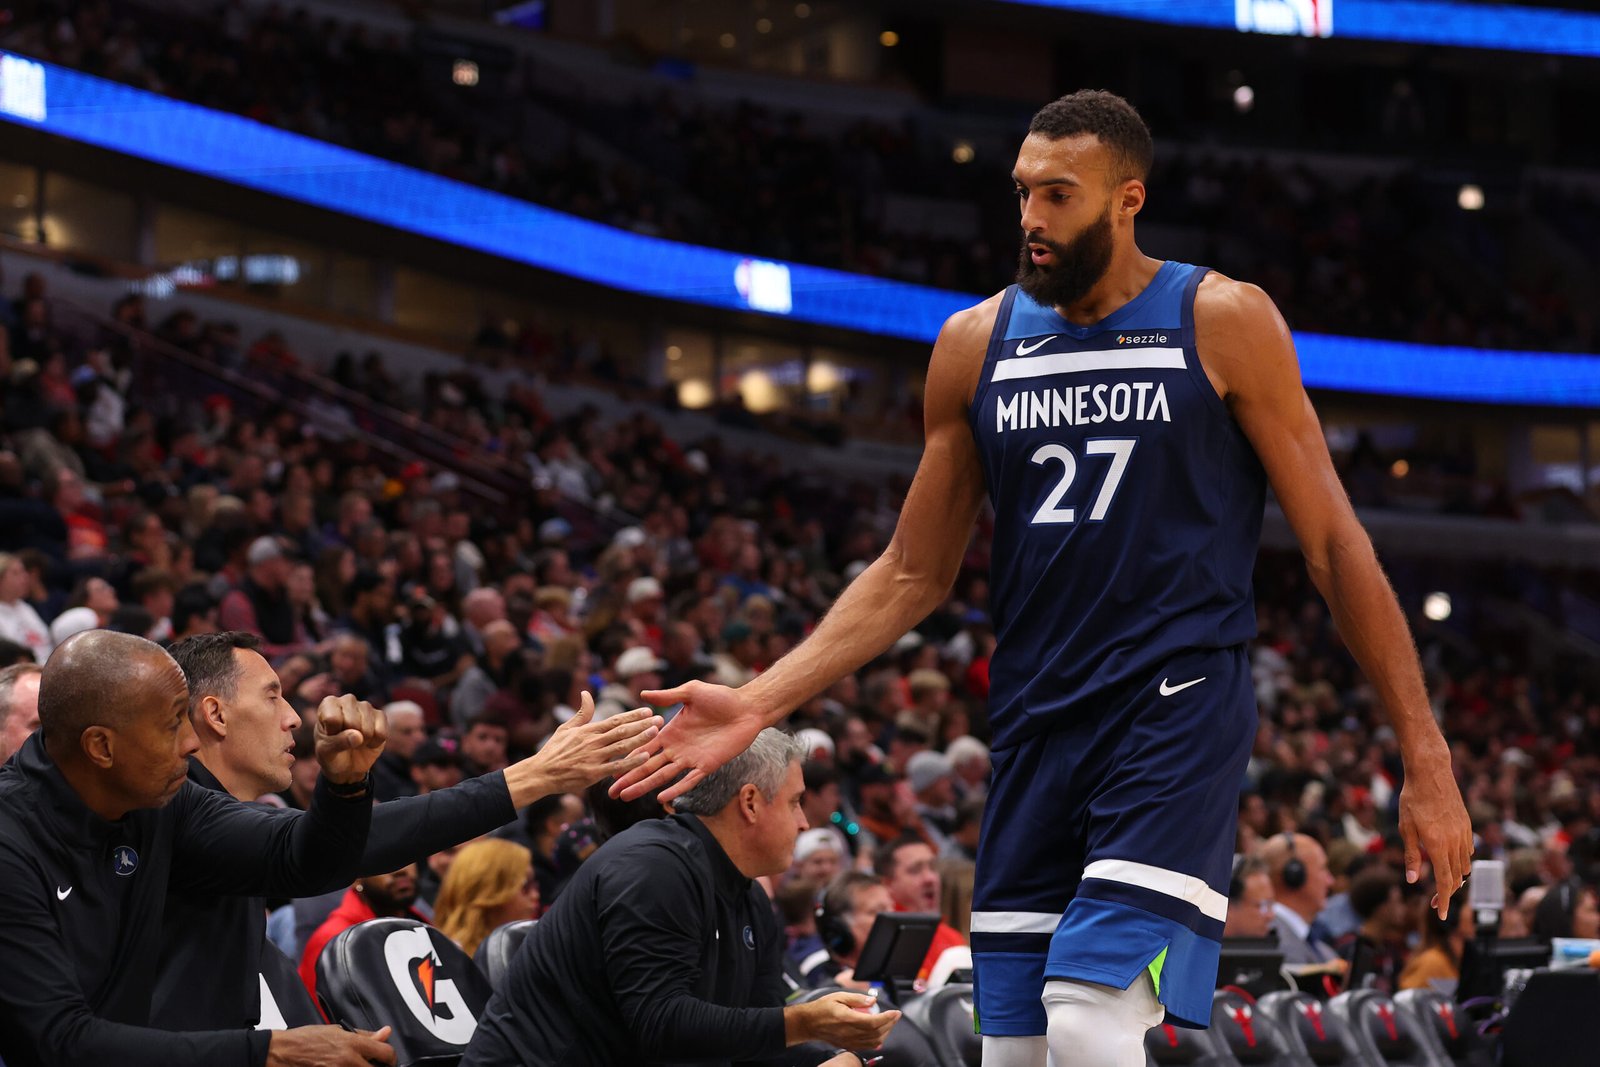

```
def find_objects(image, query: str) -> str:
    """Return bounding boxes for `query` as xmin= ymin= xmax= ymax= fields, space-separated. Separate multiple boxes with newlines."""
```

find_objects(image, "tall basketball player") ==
xmin=616 ymin=91 xmax=1472 ymax=1067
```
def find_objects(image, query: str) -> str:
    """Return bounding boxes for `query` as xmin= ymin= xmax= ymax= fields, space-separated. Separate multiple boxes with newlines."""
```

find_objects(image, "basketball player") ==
xmin=616 ymin=91 xmax=1472 ymax=1067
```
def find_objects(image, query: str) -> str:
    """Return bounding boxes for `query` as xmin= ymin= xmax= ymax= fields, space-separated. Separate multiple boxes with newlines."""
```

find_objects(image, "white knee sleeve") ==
xmin=1042 ymin=977 xmax=1165 ymax=1067
xmin=980 ymin=1035 xmax=1050 ymax=1067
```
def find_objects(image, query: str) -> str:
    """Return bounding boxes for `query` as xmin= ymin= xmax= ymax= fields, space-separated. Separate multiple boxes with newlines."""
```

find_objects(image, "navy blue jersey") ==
xmin=968 ymin=261 xmax=1266 ymax=750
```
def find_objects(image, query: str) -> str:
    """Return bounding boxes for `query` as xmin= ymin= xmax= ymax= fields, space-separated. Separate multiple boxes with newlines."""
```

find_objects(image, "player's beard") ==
xmin=1015 ymin=204 xmax=1114 ymax=310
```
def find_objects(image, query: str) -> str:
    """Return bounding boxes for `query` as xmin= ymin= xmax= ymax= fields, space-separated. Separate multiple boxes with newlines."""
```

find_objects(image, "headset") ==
xmin=1281 ymin=831 xmax=1307 ymax=890
xmin=814 ymin=883 xmax=856 ymax=958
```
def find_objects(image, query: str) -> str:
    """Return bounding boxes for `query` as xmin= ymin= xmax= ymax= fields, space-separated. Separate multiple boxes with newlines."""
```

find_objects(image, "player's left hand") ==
xmin=314 ymin=694 xmax=388 ymax=785
xmin=1398 ymin=745 xmax=1473 ymax=919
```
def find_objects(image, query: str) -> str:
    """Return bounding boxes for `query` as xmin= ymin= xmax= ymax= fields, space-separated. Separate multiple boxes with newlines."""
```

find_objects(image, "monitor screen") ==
xmin=1457 ymin=937 xmax=1549 ymax=1002
xmin=853 ymin=913 xmax=940 ymax=985
xmin=1217 ymin=937 xmax=1290 ymax=998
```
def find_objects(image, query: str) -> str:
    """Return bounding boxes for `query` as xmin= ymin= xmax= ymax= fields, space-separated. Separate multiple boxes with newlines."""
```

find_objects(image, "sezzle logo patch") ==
xmin=1116 ymin=333 xmax=1168 ymax=345
xmin=383 ymin=927 xmax=476 ymax=1044
xmin=1235 ymin=0 xmax=1333 ymax=38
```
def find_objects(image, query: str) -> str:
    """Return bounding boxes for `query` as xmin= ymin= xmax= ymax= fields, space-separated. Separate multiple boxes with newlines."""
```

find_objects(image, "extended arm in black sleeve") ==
xmin=599 ymin=844 xmax=787 ymax=1061
xmin=0 ymin=844 xmax=270 ymax=1067
xmin=352 ymin=771 xmax=514 ymax=883
xmin=168 ymin=775 xmax=372 ymax=897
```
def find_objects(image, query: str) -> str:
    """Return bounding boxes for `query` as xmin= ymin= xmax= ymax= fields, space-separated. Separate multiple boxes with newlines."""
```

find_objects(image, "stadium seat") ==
xmin=1393 ymin=988 xmax=1493 ymax=1067
xmin=1143 ymin=1016 xmax=1237 ymax=1065
xmin=1209 ymin=989 xmax=1310 ymax=1067
xmin=788 ymin=985 xmax=940 ymax=1067
xmin=1257 ymin=991 xmax=1360 ymax=1066
xmin=897 ymin=982 xmax=981 ymax=1067
xmin=1324 ymin=990 xmax=1440 ymax=1067
xmin=257 ymin=939 xmax=322 ymax=1029
xmin=315 ymin=918 xmax=492 ymax=1066
xmin=472 ymin=919 xmax=537 ymax=991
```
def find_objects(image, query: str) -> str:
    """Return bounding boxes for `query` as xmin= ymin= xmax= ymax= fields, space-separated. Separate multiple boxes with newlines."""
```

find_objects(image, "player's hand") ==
xmin=609 ymin=680 xmax=766 ymax=803
xmin=314 ymin=694 xmax=388 ymax=785
xmin=266 ymin=1024 xmax=396 ymax=1066
xmin=1398 ymin=744 xmax=1473 ymax=918
xmin=783 ymin=992 xmax=900 ymax=1049
xmin=506 ymin=692 xmax=661 ymax=804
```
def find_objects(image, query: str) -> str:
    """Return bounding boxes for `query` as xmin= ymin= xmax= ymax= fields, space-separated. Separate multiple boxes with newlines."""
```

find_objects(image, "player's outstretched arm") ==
xmin=613 ymin=296 xmax=998 ymax=802
xmin=1195 ymin=274 xmax=1472 ymax=916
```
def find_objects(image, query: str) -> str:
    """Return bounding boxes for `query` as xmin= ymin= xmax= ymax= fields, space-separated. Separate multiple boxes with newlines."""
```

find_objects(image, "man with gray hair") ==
xmin=0 ymin=661 xmax=41 ymax=762
xmin=465 ymin=729 xmax=900 ymax=1067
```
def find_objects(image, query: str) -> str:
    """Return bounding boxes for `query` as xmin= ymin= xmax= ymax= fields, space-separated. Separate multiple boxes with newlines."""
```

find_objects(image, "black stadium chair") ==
xmin=315 ymin=918 xmax=492 ymax=1067
xmin=1209 ymin=989 xmax=1310 ymax=1067
xmin=1393 ymin=988 xmax=1493 ymax=1067
xmin=1144 ymin=1017 xmax=1238 ymax=1066
xmin=472 ymin=919 xmax=537 ymax=992
xmin=1257 ymin=991 xmax=1361 ymax=1066
xmin=898 ymin=982 xmax=981 ymax=1067
xmin=257 ymin=939 xmax=323 ymax=1029
xmin=1324 ymin=990 xmax=1440 ymax=1067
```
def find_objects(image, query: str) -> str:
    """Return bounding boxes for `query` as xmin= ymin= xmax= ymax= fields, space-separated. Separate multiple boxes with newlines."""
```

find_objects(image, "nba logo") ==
xmin=1235 ymin=0 xmax=1333 ymax=38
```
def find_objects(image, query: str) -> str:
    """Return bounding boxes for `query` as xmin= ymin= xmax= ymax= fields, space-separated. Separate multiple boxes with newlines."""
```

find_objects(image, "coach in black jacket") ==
xmin=152 ymin=630 xmax=660 ymax=1031
xmin=0 ymin=630 xmax=393 ymax=1067
xmin=462 ymin=728 xmax=899 ymax=1067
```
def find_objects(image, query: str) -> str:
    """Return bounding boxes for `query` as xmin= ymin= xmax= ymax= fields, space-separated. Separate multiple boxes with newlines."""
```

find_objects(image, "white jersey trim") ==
xmin=969 ymin=910 xmax=1062 ymax=935
xmin=992 ymin=346 xmax=1187 ymax=383
xmin=1081 ymin=858 xmax=1229 ymax=922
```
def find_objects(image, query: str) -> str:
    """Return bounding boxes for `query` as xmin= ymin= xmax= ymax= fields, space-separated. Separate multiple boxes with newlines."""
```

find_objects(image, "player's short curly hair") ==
xmin=1028 ymin=89 xmax=1154 ymax=184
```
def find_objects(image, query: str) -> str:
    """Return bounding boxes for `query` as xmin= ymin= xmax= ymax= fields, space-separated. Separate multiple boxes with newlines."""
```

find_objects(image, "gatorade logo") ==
xmin=382 ymin=927 xmax=476 ymax=1044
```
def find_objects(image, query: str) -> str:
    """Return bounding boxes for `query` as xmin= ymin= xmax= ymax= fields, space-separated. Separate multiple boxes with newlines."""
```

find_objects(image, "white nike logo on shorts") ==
xmin=1158 ymin=677 xmax=1206 ymax=696
xmin=56 ymin=886 xmax=72 ymax=900
xmin=1015 ymin=335 xmax=1056 ymax=356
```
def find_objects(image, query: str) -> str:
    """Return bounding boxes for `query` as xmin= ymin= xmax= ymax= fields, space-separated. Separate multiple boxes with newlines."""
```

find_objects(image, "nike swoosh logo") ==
xmin=1015 ymin=335 xmax=1056 ymax=356
xmin=56 ymin=886 xmax=72 ymax=900
xmin=1158 ymin=677 xmax=1206 ymax=697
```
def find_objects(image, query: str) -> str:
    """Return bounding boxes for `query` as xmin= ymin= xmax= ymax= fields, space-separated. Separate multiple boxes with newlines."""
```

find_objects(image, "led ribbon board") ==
xmin=1 ymin=53 xmax=1597 ymax=407
xmin=997 ymin=0 xmax=1600 ymax=58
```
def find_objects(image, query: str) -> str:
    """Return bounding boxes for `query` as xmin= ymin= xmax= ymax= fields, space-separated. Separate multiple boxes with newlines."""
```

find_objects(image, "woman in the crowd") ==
xmin=1531 ymin=879 xmax=1600 ymax=941
xmin=1398 ymin=894 xmax=1476 ymax=991
xmin=0 ymin=552 xmax=50 ymax=663
xmin=434 ymin=839 xmax=541 ymax=958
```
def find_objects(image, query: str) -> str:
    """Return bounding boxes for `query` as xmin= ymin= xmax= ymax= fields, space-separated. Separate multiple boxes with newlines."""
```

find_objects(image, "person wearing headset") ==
xmin=803 ymin=872 xmax=897 ymax=990
xmin=1262 ymin=833 xmax=1340 ymax=965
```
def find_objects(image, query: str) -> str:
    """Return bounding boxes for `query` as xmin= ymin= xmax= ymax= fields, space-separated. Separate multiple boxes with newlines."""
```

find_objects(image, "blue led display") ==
xmin=998 ymin=0 xmax=1600 ymax=58
xmin=0 ymin=53 xmax=1595 ymax=408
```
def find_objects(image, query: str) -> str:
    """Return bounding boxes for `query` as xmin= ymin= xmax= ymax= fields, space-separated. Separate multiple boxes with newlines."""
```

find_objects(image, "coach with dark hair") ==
xmin=463 ymin=728 xmax=901 ymax=1067
xmin=152 ymin=630 xmax=660 ymax=1033
xmin=0 ymin=630 xmax=393 ymax=1067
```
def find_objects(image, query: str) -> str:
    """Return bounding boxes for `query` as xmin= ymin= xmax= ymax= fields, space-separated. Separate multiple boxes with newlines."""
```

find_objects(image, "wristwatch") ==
xmin=323 ymin=773 xmax=372 ymax=798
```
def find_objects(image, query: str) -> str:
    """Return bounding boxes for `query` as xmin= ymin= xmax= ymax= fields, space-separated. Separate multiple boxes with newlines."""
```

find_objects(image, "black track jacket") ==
xmin=0 ymin=733 xmax=371 ymax=1067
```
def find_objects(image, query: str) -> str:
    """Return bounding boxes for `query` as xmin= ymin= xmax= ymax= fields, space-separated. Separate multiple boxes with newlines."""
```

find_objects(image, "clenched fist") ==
xmin=314 ymin=694 xmax=387 ymax=785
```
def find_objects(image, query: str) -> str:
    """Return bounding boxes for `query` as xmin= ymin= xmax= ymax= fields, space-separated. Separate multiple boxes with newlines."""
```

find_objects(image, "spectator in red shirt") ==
xmin=299 ymin=863 xmax=429 ymax=1003
xmin=876 ymin=835 xmax=966 ymax=978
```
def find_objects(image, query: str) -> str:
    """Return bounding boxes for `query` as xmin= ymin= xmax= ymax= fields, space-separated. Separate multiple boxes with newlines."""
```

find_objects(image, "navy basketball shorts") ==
xmin=970 ymin=644 xmax=1256 ymax=1035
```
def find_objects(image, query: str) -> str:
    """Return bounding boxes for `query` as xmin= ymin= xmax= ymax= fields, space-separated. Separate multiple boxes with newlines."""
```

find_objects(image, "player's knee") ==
xmin=980 ymin=1034 xmax=1050 ymax=1067
xmin=1042 ymin=977 xmax=1163 ymax=1067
